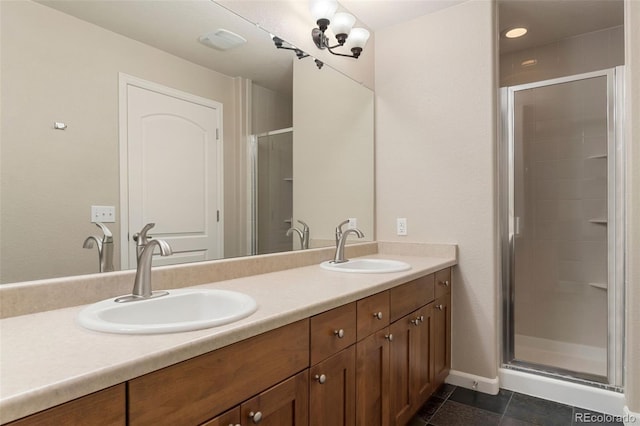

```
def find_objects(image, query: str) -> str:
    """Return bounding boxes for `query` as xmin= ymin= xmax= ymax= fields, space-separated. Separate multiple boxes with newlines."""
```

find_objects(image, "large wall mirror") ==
xmin=0 ymin=0 xmax=374 ymax=284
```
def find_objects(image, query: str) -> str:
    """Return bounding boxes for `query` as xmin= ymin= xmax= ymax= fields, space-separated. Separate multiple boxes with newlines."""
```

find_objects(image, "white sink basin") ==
xmin=77 ymin=289 xmax=257 ymax=334
xmin=320 ymin=258 xmax=411 ymax=274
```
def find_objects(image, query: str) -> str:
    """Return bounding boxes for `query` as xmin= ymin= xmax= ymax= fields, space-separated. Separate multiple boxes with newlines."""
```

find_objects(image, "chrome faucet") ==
xmin=332 ymin=227 xmax=364 ymax=264
xmin=132 ymin=222 xmax=155 ymax=262
xmin=116 ymin=223 xmax=172 ymax=303
xmin=82 ymin=222 xmax=114 ymax=273
xmin=286 ymin=220 xmax=310 ymax=249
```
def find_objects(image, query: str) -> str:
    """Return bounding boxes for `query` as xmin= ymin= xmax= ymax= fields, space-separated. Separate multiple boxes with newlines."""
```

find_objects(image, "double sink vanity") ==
xmin=0 ymin=242 xmax=456 ymax=425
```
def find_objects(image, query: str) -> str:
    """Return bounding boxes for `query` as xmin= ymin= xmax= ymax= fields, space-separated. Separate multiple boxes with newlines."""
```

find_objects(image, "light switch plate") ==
xmin=91 ymin=205 xmax=116 ymax=223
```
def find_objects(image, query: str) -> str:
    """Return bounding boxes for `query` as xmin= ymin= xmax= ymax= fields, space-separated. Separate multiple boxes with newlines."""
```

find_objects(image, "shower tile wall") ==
xmin=513 ymin=76 xmax=608 ymax=376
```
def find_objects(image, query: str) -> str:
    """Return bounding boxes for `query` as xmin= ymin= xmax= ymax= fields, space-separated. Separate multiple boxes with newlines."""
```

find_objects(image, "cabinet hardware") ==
xmin=373 ymin=311 xmax=383 ymax=320
xmin=315 ymin=374 xmax=327 ymax=384
xmin=439 ymin=280 xmax=450 ymax=287
xmin=334 ymin=329 xmax=345 ymax=338
xmin=410 ymin=318 xmax=420 ymax=326
xmin=384 ymin=333 xmax=394 ymax=342
xmin=249 ymin=411 xmax=263 ymax=423
xmin=436 ymin=304 xmax=444 ymax=310
xmin=418 ymin=315 xmax=424 ymax=322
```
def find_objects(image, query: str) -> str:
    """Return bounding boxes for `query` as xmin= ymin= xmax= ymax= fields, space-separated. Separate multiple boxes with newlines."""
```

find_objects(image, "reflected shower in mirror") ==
xmin=0 ymin=0 xmax=374 ymax=284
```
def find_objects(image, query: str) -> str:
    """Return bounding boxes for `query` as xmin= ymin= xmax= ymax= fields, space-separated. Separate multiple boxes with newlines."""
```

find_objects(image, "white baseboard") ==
xmin=624 ymin=406 xmax=640 ymax=426
xmin=445 ymin=370 xmax=500 ymax=395
xmin=499 ymin=367 xmax=625 ymax=416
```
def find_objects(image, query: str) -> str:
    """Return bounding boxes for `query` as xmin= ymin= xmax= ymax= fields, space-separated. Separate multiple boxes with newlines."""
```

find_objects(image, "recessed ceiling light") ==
xmin=199 ymin=29 xmax=247 ymax=50
xmin=505 ymin=27 xmax=528 ymax=38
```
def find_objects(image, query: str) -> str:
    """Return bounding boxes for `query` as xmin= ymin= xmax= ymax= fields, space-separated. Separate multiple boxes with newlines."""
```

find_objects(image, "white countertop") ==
xmin=0 ymin=252 xmax=456 ymax=423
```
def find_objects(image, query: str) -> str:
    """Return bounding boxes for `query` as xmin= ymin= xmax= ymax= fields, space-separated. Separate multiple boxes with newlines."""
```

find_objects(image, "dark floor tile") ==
xmin=416 ymin=396 xmax=446 ymax=421
xmin=432 ymin=383 xmax=457 ymax=400
xmin=407 ymin=416 xmax=428 ymax=426
xmin=448 ymin=387 xmax=513 ymax=414
xmin=505 ymin=393 xmax=574 ymax=426
xmin=430 ymin=400 xmax=502 ymax=426
xmin=500 ymin=416 xmax=538 ymax=426
xmin=572 ymin=408 xmax=624 ymax=426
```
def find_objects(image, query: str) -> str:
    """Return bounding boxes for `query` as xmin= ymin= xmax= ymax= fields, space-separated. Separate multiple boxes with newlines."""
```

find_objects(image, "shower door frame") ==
xmin=499 ymin=67 xmax=625 ymax=388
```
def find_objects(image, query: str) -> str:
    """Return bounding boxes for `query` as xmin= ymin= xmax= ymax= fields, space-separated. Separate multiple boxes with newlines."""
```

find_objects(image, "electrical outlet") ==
xmin=91 ymin=205 xmax=116 ymax=223
xmin=397 ymin=218 xmax=407 ymax=236
xmin=348 ymin=218 xmax=358 ymax=229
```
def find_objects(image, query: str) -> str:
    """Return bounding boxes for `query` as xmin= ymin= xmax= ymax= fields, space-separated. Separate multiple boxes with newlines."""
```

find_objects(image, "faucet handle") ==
xmin=133 ymin=223 xmax=155 ymax=244
xmin=297 ymin=220 xmax=309 ymax=231
xmin=94 ymin=222 xmax=113 ymax=243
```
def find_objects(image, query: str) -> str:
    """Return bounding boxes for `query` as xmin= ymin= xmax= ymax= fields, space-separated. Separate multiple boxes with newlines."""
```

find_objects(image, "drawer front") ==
xmin=356 ymin=291 xmax=390 ymax=340
xmin=389 ymin=274 xmax=435 ymax=322
xmin=435 ymin=268 xmax=452 ymax=298
xmin=7 ymin=385 xmax=126 ymax=426
xmin=128 ymin=320 xmax=309 ymax=426
xmin=310 ymin=303 xmax=356 ymax=365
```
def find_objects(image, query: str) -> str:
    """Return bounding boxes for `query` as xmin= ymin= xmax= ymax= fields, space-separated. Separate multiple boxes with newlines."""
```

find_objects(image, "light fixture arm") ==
xmin=311 ymin=28 xmax=363 ymax=59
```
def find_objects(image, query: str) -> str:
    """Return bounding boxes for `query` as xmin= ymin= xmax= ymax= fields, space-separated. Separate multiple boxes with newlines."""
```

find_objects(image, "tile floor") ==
xmin=408 ymin=384 xmax=624 ymax=426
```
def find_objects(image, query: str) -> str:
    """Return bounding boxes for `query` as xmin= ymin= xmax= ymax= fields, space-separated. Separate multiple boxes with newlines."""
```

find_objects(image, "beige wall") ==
xmin=624 ymin=0 xmax=640 ymax=414
xmin=375 ymin=0 xmax=498 ymax=381
xmin=292 ymin=58 xmax=374 ymax=243
xmin=0 ymin=0 xmax=239 ymax=282
xmin=251 ymin=83 xmax=292 ymax=135
xmin=500 ymin=26 xmax=624 ymax=87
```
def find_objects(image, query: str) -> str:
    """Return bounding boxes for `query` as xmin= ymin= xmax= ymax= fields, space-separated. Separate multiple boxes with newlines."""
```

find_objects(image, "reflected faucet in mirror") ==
xmin=286 ymin=220 xmax=310 ymax=250
xmin=116 ymin=223 xmax=173 ymax=303
xmin=82 ymin=222 xmax=114 ymax=273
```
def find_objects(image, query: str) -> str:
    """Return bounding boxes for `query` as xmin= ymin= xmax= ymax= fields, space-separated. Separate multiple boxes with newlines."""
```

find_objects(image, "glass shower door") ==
xmin=503 ymin=68 xmax=624 ymax=386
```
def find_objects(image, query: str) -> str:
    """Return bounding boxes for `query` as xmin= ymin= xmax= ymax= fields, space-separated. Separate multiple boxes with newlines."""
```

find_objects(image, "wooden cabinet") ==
xmin=128 ymin=320 xmax=309 ymax=426
xmin=6 ymin=385 xmax=125 ymax=426
xmin=7 ymin=267 xmax=452 ymax=426
xmin=388 ymin=304 xmax=435 ymax=426
xmin=309 ymin=346 xmax=356 ymax=426
xmin=433 ymin=293 xmax=451 ymax=384
xmin=240 ymin=370 xmax=309 ymax=426
xmin=356 ymin=329 xmax=391 ymax=426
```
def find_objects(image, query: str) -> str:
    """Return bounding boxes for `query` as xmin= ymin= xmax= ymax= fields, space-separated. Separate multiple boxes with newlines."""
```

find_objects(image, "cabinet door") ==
xmin=389 ymin=305 xmax=433 ymax=426
xmin=433 ymin=294 xmax=451 ymax=385
xmin=310 ymin=346 xmax=356 ymax=426
xmin=355 ymin=328 xmax=390 ymax=426
xmin=7 ymin=385 xmax=125 ymax=426
xmin=240 ymin=370 xmax=309 ymax=426
xmin=200 ymin=407 xmax=240 ymax=426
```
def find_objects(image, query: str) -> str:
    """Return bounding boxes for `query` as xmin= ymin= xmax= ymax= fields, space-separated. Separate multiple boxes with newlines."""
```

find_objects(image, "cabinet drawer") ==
xmin=7 ymin=385 xmax=125 ymax=426
xmin=310 ymin=303 xmax=356 ymax=365
xmin=128 ymin=320 xmax=309 ymax=426
xmin=389 ymin=274 xmax=435 ymax=322
xmin=435 ymin=268 xmax=452 ymax=298
xmin=356 ymin=291 xmax=389 ymax=340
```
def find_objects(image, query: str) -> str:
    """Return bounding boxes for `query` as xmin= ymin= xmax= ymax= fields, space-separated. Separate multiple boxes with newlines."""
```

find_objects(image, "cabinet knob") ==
xmin=249 ymin=411 xmax=263 ymax=424
xmin=436 ymin=304 xmax=444 ymax=310
xmin=315 ymin=374 xmax=327 ymax=384
xmin=373 ymin=311 xmax=383 ymax=320
xmin=384 ymin=333 xmax=393 ymax=342
xmin=418 ymin=315 xmax=424 ymax=322
xmin=229 ymin=424 xmax=241 ymax=426
xmin=410 ymin=318 xmax=419 ymax=326
xmin=439 ymin=280 xmax=450 ymax=287
xmin=334 ymin=329 xmax=345 ymax=338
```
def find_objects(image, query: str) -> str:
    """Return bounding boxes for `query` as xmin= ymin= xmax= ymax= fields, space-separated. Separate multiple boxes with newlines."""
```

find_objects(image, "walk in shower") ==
xmin=500 ymin=67 xmax=624 ymax=388
xmin=249 ymin=127 xmax=293 ymax=255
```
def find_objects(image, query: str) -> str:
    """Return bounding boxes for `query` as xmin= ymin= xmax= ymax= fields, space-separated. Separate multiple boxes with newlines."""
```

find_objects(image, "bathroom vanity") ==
xmin=0 ymin=244 xmax=455 ymax=425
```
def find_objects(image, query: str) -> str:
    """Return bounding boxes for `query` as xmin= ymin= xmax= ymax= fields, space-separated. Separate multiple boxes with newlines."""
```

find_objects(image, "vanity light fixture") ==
xmin=309 ymin=0 xmax=370 ymax=59
xmin=504 ymin=27 xmax=528 ymax=39
xmin=272 ymin=35 xmax=324 ymax=69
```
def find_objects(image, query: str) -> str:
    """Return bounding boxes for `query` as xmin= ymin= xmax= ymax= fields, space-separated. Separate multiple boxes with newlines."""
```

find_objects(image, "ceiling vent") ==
xmin=199 ymin=29 xmax=247 ymax=50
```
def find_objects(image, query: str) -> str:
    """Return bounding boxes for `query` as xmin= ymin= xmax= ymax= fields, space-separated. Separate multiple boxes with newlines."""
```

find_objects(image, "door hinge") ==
xmin=217 ymin=210 xmax=220 ymax=222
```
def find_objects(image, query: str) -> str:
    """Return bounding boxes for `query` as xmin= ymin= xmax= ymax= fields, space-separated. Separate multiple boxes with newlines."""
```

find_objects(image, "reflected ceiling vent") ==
xmin=199 ymin=29 xmax=247 ymax=50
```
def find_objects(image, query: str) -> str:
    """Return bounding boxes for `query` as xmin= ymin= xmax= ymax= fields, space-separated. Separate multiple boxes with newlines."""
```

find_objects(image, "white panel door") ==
xmin=126 ymin=83 xmax=222 ymax=268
